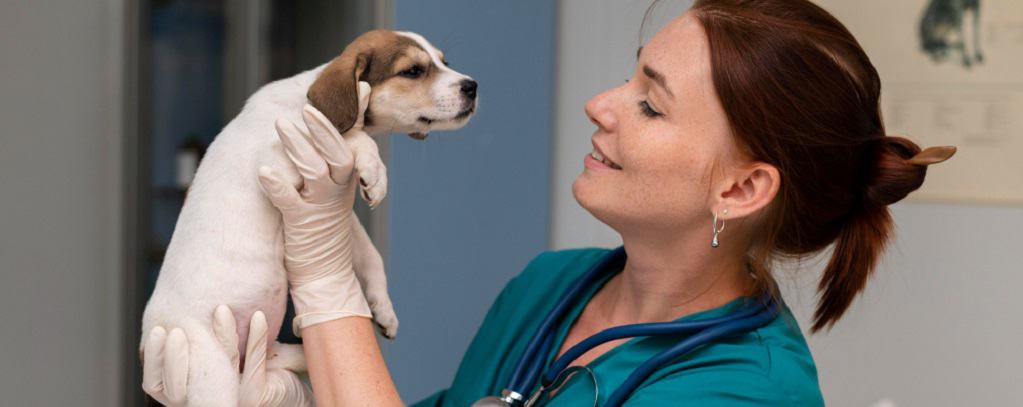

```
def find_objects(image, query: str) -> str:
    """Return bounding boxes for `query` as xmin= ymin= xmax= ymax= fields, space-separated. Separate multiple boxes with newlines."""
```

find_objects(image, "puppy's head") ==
xmin=308 ymin=29 xmax=478 ymax=140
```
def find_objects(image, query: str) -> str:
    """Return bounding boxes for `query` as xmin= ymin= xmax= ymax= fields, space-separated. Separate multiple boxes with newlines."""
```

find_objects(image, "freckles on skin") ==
xmin=624 ymin=137 xmax=710 ymax=225
xmin=638 ymin=16 xmax=733 ymax=198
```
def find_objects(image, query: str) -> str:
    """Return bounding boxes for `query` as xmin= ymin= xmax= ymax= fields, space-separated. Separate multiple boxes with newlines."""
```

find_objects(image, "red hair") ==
xmin=671 ymin=0 xmax=954 ymax=332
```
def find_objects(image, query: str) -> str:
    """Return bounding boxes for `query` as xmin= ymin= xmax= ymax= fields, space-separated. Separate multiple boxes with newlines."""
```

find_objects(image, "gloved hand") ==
xmin=257 ymin=82 xmax=374 ymax=335
xmin=141 ymin=306 xmax=313 ymax=407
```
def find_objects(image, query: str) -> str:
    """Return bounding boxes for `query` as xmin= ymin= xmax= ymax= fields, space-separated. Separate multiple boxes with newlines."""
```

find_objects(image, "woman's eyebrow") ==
xmin=642 ymin=65 xmax=675 ymax=99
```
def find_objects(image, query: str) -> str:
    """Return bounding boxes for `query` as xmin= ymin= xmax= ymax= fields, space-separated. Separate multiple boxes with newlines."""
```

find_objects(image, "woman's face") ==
xmin=573 ymin=12 xmax=741 ymax=235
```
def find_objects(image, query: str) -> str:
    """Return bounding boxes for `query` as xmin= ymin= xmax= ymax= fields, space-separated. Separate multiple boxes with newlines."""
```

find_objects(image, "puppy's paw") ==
xmin=266 ymin=342 xmax=307 ymax=372
xmin=370 ymin=299 xmax=399 ymax=339
xmin=356 ymin=153 xmax=388 ymax=208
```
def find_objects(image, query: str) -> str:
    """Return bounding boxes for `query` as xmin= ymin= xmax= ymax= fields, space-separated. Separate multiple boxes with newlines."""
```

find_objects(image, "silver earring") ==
xmin=711 ymin=209 xmax=728 ymax=248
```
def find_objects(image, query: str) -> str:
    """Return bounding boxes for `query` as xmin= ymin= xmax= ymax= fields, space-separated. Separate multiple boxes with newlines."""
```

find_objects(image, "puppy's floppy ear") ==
xmin=307 ymin=44 xmax=372 ymax=134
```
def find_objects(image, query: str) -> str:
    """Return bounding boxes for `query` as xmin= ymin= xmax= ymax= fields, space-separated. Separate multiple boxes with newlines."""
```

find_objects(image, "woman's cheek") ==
xmin=648 ymin=159 xmax=706 ymax=210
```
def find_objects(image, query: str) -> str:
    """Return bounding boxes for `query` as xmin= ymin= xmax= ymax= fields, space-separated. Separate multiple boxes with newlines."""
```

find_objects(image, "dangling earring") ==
xmin=711 ymin=209 xmax=728 ymax=248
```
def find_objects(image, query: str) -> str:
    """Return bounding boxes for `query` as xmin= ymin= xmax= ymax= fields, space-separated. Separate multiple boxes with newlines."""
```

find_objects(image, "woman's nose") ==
xmin=584 ymin=90 xmax=617 ymax=132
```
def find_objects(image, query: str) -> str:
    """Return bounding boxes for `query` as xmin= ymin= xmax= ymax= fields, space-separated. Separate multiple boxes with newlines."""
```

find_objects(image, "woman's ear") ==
xmin=307 ymin=44 xmax=372 ymax=134
xmin=715 ymin=162 xmax=780 ymax=220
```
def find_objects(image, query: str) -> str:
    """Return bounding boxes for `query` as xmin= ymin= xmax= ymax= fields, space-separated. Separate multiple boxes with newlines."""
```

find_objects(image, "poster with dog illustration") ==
xmin=817 ymin=0 xmax=1023 ymax=205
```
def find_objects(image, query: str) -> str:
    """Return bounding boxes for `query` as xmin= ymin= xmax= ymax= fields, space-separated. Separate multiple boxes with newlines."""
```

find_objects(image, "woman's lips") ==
xmin=584 ymin=153 xmax=621 ymax=170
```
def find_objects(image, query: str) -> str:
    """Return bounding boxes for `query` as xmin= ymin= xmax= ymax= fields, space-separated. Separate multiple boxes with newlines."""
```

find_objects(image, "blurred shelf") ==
xmin=147 ymin=242 xmax=168 ymax=264
xmin=152 ymin=186 xmax=189 ymax=201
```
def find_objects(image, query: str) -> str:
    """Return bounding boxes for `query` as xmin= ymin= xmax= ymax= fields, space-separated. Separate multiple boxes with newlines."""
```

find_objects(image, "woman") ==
xmin=143 ymin=0 xmax=954 ymax=405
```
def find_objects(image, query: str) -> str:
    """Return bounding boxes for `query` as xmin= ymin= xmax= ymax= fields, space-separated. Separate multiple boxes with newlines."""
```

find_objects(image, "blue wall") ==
xmin=385 ymin=0 xmax=556 ymax=402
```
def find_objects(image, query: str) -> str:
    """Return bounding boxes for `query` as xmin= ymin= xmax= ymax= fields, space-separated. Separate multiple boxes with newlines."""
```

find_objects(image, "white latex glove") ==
xmin=216 ymin=306 xmax=313 ymax=407
xmin=141 ymin=306 xmax=313 ymax=407
xmin=257 ymin=82 xmax=373 ymax=335
xmin=141 ymin=326 xmax=188 ymax=406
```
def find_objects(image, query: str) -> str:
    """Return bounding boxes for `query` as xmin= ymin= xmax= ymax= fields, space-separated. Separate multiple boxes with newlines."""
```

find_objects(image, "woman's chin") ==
xmin=571 ymin=177 xmax=593 ymax=207
xmin=573 ymin=179 xmax=616 ymax=223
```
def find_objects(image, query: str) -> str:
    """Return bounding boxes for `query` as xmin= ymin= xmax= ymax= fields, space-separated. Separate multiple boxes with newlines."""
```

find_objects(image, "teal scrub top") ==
xmin=411 ymin=248 xmax=825 ymax=406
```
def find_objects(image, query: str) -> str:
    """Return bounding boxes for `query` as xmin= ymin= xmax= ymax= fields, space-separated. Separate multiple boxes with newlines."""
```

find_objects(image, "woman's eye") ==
xmin=639 ymin=100 xmax=663 ymax=118
xmin=400 ymin=66 xmax=424 ymax=78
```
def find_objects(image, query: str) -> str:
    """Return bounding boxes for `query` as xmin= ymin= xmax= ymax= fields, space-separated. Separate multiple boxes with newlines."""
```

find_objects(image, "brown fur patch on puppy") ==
xmin=307 ymin=30 xmax=427 ymax=133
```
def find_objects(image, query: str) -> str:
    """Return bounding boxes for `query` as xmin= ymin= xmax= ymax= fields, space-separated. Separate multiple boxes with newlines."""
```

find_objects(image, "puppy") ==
xmin=141 ymin=29 xmax=477 ymax=406
xmin=919 ymin=0 xmax=984 ymax=68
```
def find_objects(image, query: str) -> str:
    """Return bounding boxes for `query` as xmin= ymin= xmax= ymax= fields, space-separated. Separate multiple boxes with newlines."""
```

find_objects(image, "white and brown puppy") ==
xmin=141 ymin=29 xmax=476 ymax=406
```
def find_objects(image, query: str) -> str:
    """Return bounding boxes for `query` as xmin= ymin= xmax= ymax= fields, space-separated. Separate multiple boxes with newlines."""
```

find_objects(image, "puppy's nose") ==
xmin=460 ymin=79 xmax=478 ymax=99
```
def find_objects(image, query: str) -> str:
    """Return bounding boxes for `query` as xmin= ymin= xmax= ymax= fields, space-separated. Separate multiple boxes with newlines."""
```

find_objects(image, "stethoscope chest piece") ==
xmin=474 ymin=366 xmax=599 ymax=407
xmin=471 ymin=390 xmax=526 ymax=407
xmin=470 ymin=396 xmax=514 ymax=407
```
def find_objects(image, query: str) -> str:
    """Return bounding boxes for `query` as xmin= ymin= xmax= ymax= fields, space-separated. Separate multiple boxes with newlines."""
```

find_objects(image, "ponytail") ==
xmin=812 ymin=138 xmax=955 ymax=332
xmin=812 ymin=204 xmax=892 ymax=332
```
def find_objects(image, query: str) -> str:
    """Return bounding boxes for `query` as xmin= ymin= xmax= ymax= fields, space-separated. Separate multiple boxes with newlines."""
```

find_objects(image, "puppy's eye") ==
xmin=399 ymin=65 xmax=424 ymax=78
xmin=442 ymin=59 xmax=450 ymax=67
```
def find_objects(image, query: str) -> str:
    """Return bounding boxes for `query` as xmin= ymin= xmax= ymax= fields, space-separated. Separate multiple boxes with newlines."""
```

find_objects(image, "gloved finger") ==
xmin=274 ymin=118 xmax=330 ymax=192
xmin=142 ymin=326 xmax=170 ymax=406
xmin=257 ymin=166 xmax=302 ymax=212
xmin=164 ymin=328 xmax=190 ymax=406
xmin=212 ymin=305 xmax=240 ymax=372
xmin=301 ymin=105 xmax=355 ymax=185
xmin=241 ymin=311 xmax=270 ymax=396
xmin=354 ymin=81 xmax=372 ymax=128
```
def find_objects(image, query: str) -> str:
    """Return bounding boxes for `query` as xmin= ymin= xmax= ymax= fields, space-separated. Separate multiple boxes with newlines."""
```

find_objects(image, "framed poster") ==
xmin=817 ymin=0 xmax=1023 ymax=205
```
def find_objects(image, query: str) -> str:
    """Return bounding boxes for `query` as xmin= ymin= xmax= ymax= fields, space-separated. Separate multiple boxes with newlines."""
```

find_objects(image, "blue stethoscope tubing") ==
xmin=507 ymin=247 xmax=628 ymax=394
xmin=503 ymin=246 xmax=781 ymax=407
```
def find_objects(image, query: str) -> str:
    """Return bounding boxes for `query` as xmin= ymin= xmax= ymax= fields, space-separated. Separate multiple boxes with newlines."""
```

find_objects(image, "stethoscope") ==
xmin=472 ymin=246 xmax=781 ymax=407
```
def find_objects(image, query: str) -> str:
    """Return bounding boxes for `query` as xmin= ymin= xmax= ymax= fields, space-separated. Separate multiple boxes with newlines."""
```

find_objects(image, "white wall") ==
xmin=0 ymin=0 xmax=125 ymax=405
xmin=552 ymin=1 xmax=1023 ymax=405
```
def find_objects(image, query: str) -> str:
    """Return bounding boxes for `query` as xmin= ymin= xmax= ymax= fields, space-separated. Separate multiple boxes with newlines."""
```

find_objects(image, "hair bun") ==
xmin=863 ymin=137 xmax=956 ymax=207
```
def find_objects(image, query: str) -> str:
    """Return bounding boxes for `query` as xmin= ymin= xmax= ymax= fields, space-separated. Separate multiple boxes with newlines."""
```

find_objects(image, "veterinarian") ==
xmin=142 ymin=1 xmax=955 ymax=405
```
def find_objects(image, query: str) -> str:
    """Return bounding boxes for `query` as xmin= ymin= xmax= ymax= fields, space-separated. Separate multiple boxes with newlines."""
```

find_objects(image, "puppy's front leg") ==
xmin=344 ymin=130 xmax=388 ymax=207
xmin=350 ymin=212 xmax=398 ymax=338
xmin=349 ymin=80 xmax=387 ymax=207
